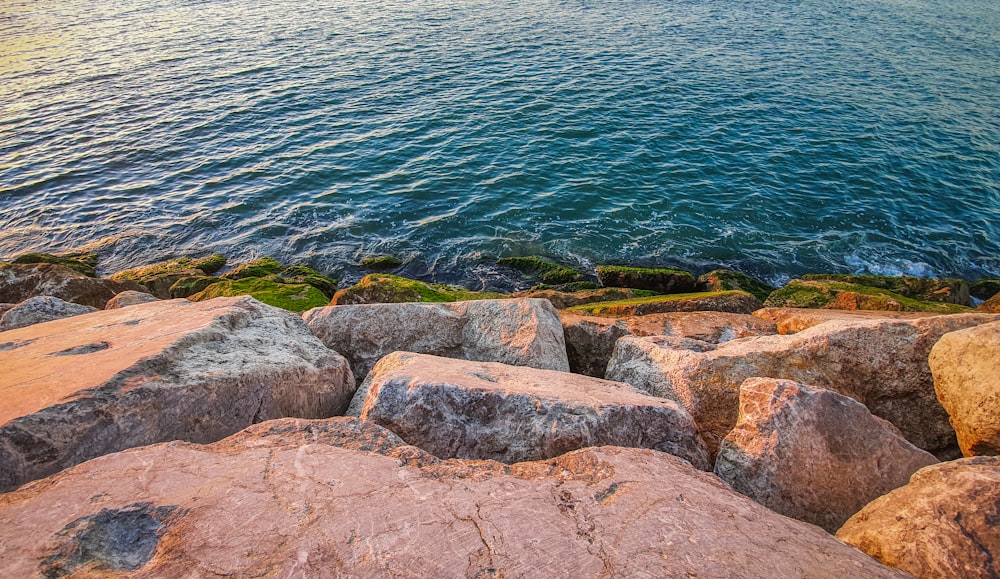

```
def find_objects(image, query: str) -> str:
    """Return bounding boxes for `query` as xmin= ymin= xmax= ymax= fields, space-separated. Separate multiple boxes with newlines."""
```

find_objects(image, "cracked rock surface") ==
xmin=0 ymin=296 xmax=353 ymax=492
xmin=0 ymin=417 xmax=907 ymax=578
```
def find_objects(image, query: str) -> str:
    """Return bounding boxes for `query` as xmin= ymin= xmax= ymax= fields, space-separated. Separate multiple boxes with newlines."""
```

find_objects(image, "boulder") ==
xmin=349 ymin=352 xmax=711 ymax=469
xmin=11 ymin=251 xmax=99 ymax=277
xmin=714 ymin=378 xmax=938 ymax=533
xmin=605 ymin=314 xmax=999 ymax=458
xmin=109 ymin=255 xmax=227 ymax=299
xmin=0 ymin=296 xmax=353 ymax=492
xmin=753 ymin=307 xmax=937 ymax=334
xmin=0 ymin=417 xmax=908 ymax=578
xmin=360 ymin=254 xmax=403 ymax=270
xmin=330 ymin=273 xmax=506 ymax=305
xmin=0 ymin=296 xmax=97 ymax=331
xmin=497 ymin=256 xmax=584 ymax=284
xmin=561 ymin=311 xmax=776 ymax=378
xmin=930 ymin=321 xmax=1000 ymax=456
xmin=168 ymin=275 xmax=221 ymax=298
xmin=596 ymin=265 xmax=698 ymax=293
xmin=764 ymin=279 xmax=971 ymax=313
xmin=699 ymin=269 xmax=776 ymax=302
xmin=104 ymin=290 xmax=160 ymax=310
xmin=188 ymin=277 xmax=329 ymax=312
xmin=837 ymin=456 xmax=1000 ymax=578
xmin=567 ymin=290 xmax=763 ymax=317
xmin=0 ymin=263 xmax=147 ymax=309
xmin=304 ymin=298 xmax=569 ymax=382
xmin=800 ymin=274 xmax=972 ymax=306
xmin=514 ymin=287 xmax=656 ymax=310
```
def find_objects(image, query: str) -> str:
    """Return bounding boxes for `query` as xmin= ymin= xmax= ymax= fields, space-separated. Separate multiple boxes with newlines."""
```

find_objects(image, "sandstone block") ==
xmin=715 ymin=378 xmax=938 ymax=532
xmin=0 ymin=296 xmax=353 ymax=491
xmin=104 ymin=290 xmax=160 ymax=310
xmin=349 ymin=352 xmax=711 ymax=469
xmin=0 ymin=296 xmax=97 ymax=331
xmin=837 ymin=456 xmax=1000 ymax=578
xmin=0 ymin=417 xmax=907 ymax=578
xmin=304 ymin=298 xmax=569 ymax=383
xmin=930 ymin=321 xmax=1000 ymax=456
xmin=0 ymin=263 xmax=147 ymax=309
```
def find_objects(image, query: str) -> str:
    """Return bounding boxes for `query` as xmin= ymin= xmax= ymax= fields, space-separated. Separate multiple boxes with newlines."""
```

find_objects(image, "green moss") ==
xmin=168 ymin=276 xmax=221 ymax=299
xmin=111 ymin=255 xmax=226 ymax=283
xmin=332 ymin=274 xmax=508 ymax=305
xmin=279 ymin=266 xmax=338 ymax=298
xmin=765 ymin=280 xmax=971 ymax=313
xmin=498 ymin=257 xmax=583 ymax=285
xmin=188 ymin=278 xmax=329 ymax=312
xmin=699 ymin=269 xmax=775 ymax=303
xmin=801 ymin=273 xmax=970 ymax=305
xmin=566 ymin=291 xmax=736 ymax=315
xmin=190 ymin=254 xmax=227 ymax=275
xmin=12 ymin=252 xmax=98 ymax=277
xmin=970 ymin=279 xmax=1000 ymax=301
xmin=360 ymin=255 xmax=404 ymax=270
xmin=596 ymin=265 xmax=698 ymax=293
xmin=220 ymin=257 xmax=284 ymax=280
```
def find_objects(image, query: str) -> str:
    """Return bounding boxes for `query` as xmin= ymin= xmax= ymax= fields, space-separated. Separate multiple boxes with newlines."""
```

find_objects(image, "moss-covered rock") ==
xmin=278 ymin=266 xmax=338 ymax=299
xmin=331 ymin=274 xmax=508 ymax=305
xmin=566 ymin=290 xmax=762 ymax=317
xmin=360 ymin=255 xmax=404 ymax=270
xmin=514 ymin=287 xmax=658 ymax=310
xmin=596 ymin=265 xmax=698 ymax=294
xmin=12 ymin=252 xmax=98 ymax=277
xmin=169 ymin=276 xmax=222 ymax=299
xmin=188 ymin=278 xmax=328 ymax=312
xmin=110 ymin=255 xmax=228 ymax=299
xmin=970 ymin=279 xmax=1000 ymax=302
xmin=698 ymin=269 xmax=775 ymax=303
xmin=764 ymin=279 xmax=972 ymax=313
xmin=189 ymin=254 xmax=227 ymax=275
xmin=220 ymin=257 xmax=284 ymax=280
xmin=498 ymin=257 xmax=584 ymax=285
xmin=801 ymin=274 xmax=971 ymax=306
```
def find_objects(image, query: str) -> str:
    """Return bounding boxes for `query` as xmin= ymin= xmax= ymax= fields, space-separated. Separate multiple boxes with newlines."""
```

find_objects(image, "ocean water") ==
xmin=1 ymin=0 xmax=998 ymax=289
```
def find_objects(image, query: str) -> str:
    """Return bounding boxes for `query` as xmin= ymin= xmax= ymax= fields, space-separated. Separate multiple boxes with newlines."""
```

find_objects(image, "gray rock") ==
xmin=104 ymin=290 xmax=160 ymax=310
xmin=349 ymin=352 xmax=711 ymax=469
xmin=0 ymin=296 xmax=97 ymax=331
xmin=714 ymin=378 xmax=938 ymax=533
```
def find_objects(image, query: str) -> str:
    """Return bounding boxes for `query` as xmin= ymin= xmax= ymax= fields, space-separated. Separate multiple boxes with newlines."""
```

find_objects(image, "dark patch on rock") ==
xmin=0 ymin=338 xmax=37 ymax=351
xmin=48 ymin=342 xmax=111 ymax=356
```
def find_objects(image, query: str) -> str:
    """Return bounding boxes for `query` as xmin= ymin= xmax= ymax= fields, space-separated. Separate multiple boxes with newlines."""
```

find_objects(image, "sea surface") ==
xmin=1 ymin=0 xmax=998 ymax=289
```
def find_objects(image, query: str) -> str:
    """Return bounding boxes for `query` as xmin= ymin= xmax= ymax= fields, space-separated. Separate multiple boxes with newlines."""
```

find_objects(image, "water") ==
xmin=1 ymin=0 xmax=998 ymax=290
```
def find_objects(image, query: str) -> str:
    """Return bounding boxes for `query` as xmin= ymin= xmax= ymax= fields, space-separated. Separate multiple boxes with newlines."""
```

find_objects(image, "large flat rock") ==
xmin=606 ymin=313 xmax=999 ymax=458
xmin=0 ymin=297 xmax=353 ymax=491
xmin=0 ymin=417 xmax=906 ymax=578
xmin=349 ymin=352 xmax=711 ymax=469
xmin=303 ymin=298 xmax=569 ymax=383
xmin=0 ymin=263 xmax=147 ymax=309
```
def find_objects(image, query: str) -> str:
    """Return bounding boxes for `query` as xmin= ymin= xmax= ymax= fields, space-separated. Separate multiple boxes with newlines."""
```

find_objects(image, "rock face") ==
xmin=930 ymin=321 xmax=1000 ymax=456
xmin=104 ymin=290 xmax=160 ymax=310
xmin=567 ymin=290 xmax=763 ymax=317
xmin=0 ymin=296 xmax=97 ymax=331
xmin=0 ymin=296 xmax=354 ymax=492
xmin=304 ymin=298 xmax=569 ymax=383
xmin=561 ymin=311 xmax=776 ymax=378
xmin=979 ymin=292 xmax=1000 ymax=313
xmin=349 ymin=352 xmax=711 ymax=469
xmin=753 ymin=307 xmax=937 ymax=334
xmin=714 ymin=378 xmax=938 ymax=533
xmin=764 ymin=279 xmax=970 ymax=313
xmin=0 ymin=417 xmax=908 ymax=578
xmin=837 ymin=456 xmax=1000 ymax=579
xmin=606 ymin=314 xmax=999 ymax=458
xmin=0 ymin=263 xmax=147 ymax=309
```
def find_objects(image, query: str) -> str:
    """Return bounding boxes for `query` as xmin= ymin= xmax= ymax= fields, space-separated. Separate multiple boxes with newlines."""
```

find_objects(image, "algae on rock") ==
xmin=189 ymin=278 xmax=328 ymax=312
xmin=764 ymin=279 xmax=972 ymax=313
xmin=567 ymin=290 xmax=762 ymax=317
xmin=800 ymin=274 xmax=971 ymax=306
xmin=498 ymin=256 xmax=584 ymax=285
xmin=11 ymin=252 xmax=99 ymax=277
xmin=596 ymin=265 xmax=698 ymax=294
xmin=331 ymin=274 xmax=507 ymax=305
xmin=699 ymin=269 xmax=775 ymax=303
xmin=360 ymin=255 xmax=404 ymax=270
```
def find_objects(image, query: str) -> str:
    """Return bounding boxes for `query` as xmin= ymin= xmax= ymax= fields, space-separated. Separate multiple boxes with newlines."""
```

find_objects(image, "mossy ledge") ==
xmin=189 ymin=278 xmax=328 ymax=312
xmin=332 ymin=274 xmax=507 ymax=305
xmin=764 ymin=279 xmax=972 ymax=313
xmin=360 ymin=255 xmax=404 ymax=270
xmin=800 ymin=273 xmax=971 ymax=306
xmin=566 ymin=290 xmax=761 ymax=317
xmin=596 ymin=265 xmax=698 ymax=294
xmin=12 ymin=252 xmax=99 ymax=277
xmin=498 ymin=256 xmax=584 ymax=285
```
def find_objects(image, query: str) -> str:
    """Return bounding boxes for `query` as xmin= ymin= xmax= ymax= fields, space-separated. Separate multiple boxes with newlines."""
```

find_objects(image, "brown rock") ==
xmin=0 ymin=417 xmax=907 ymax=578
xmin=0 ymin=296 xmax=353 ymax=492
xmin=715 ymin=378 xmax=938 ymax=533
xmin=837 ymin=456 xmax=1000 ymax=578
xmin=514 ymin=287 xmax=652 ymax=309
xmin=561 ymin=311 xmax=776 ymax=378
xmin=753 ymin=307 xmax=937 ymax=334
xmin=303 ymin=298 xmax=569 ymax=383
xmin=104 ymin=290 xmax=160 ymax=309
xmin=979 ymin=292 xmax=1000 ymax=313
xmin=0 ymin=263 xmax=147 ymax=309
xmin=930 ymin=321 xmax=1000 ymax=456
xmin=349 ymin=352 xmax=711 ymax=469
xmin=606 ymin=314 xmax=999 ymax=458
xmin=0 ymin=296 xmax=97 ymax=331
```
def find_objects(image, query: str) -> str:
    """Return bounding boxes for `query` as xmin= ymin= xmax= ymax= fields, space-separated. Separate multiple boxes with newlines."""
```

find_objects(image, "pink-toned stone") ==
xmin=104 ymin=290 xmax=160 ymax=309
xmin=715 ymin=378 xmax=938 ymax=533
xmin=838 ymin=456 xmax=1000 ymax=578
xmin=0 ymin=296 xmax=353 ymax=491
xmin=753 ymin=307 xmax=938 ymax=334
xmin=0 ymin=263 xmax=147 ymax=309
xmin=349 ymin=352 xmax=711 ymax=469
xmin=0 ymin=417 xmax=907 ymax=578
xmin=0 ymin=296 xmax=97 ymax=331
xmin=561 ymin=310 xmax=776 ymax=378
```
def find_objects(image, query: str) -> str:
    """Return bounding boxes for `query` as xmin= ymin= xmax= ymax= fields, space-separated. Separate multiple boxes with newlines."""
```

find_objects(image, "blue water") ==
xmin=1 ymin=0 xmax=998 ymax=289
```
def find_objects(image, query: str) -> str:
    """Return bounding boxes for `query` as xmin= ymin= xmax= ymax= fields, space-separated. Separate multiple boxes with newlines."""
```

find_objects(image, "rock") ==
xmin=0 ymin=303 xmax=13 ymax=317
xmin=567 ymin=290 xmax=762 ymax=317
xmin=561 ymin=311 xmax=776 ymax=378
xmin=0 ymin=417 xmax=908 ymax=578
xmin=360 ymin=254 xmax=404 ymax=270
xmin=596 ymin=265 xmax=698 ymax=293
xmin=606 ymin=313 xmax=999 ymax=458
xmin=801 ymin=274 xmax=972 ymax=306
xmin=0 ymin=296 xmax=353 ymax=492
xmin=764 ymin=279 xmax=971 ymax=313
xmin=979 ymin=292 xmax=1000 ymax=313
xmin=514 ymin=287 xmax=656 ymax=310
xmin=970 ymin=278 xmax=1000 ymax=301
xmin=0 ymin=263 xmax=147 ymax=309
xmin=837 ymin=456 xmax=1000 ymax=579
xmin=188 ymin=278 xmax=329 ymax=313
xmin=753 ymin=307 xmax=938 ymax=334
xmin=167 ymin=275 xmax=219 ymax=298
xmin=930 ymin=321 xmax=1000 ymax=456
xmin=350 ymin=352 xmax=711 ymax=469
xmin=715 ymin=378 xmax=938 ymax=533
xmin=699 ymin=269 xmax=776 ymax=302
xmin=11 ymin=252 xmax=99 ymax=277
xmin=330 ymin=273 xmax=507 ymax=305
xmin=104 ymin=290 xmax=160 ymax=309
xmin=273 ymin=265 xmax=339 ymax=298
xmin=109 ymin=255 xmax=227 ymax=299
xmin=497 ymin=256 xmax=584 ymax=284
xmin=304 ymin=298 xmax=569 ymax=382
xmin=219 ymin=256 xmax=283 ymax=279
xmin=0 ymin=296 xmax=98 ymax=331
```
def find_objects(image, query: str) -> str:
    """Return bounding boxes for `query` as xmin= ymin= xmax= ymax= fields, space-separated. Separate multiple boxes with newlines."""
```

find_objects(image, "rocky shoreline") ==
xmin=1 ymin=251 xmax=999 ymax=577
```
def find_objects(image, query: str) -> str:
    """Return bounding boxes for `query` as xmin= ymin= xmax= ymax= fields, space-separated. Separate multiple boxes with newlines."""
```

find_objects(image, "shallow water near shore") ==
xmin=1 ymin=0 xmax=998 ymax=290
